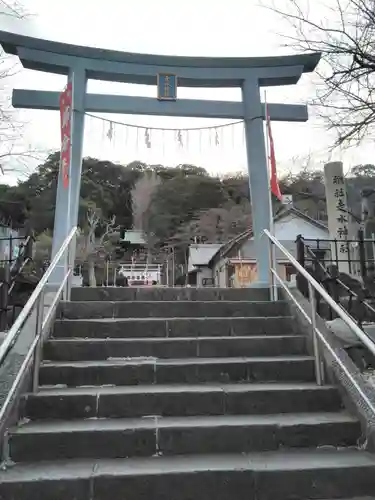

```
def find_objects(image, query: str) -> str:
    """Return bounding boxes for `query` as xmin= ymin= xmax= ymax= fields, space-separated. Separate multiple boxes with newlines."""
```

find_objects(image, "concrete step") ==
xmin=22 ymin=383 xmax=342 ymax=420
xmin=1 ymin=449 xmax=375 ymax=500
xmin=43 ymin=335 xmax=307 ymax=361
xmin=53 ymin=316 xmax=294 ymax=339
xmin=39 ymin=356 xmax=315 ymax=387
xmin=8 ymin=412 xmax=360 ymax=462
xmin=58 ymin=300 xmax=288 ymax=320
xmin=70 ymin=286 xmax=271 ymax=302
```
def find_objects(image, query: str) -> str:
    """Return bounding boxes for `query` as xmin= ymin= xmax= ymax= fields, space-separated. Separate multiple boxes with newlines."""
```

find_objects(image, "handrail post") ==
xmin=296 ymin=235 xmax=306 ymax=297
xmin=268 ymin=236 xmax=273 ymax=300
xmin=0 ymin=263 xmax=10 ymax=331
xmin=32 ymin=290 xmax=45 ymax=392
xmin=268 ymin=237 xmax=277 ymax=301
xmin=308 ymin=281 xmax=324 ymax=386
xmin=63 ymin=245 xmax=69 ymax=301
xmin=64 ymin=231 xmax=76 ymax=300
xmin=68 ymin=233 xmax=75 ymax=300
xmin=358 ymin=228 xmax=367 ymax=282
xmin=9 ymin=233 xmax=13 ymax=269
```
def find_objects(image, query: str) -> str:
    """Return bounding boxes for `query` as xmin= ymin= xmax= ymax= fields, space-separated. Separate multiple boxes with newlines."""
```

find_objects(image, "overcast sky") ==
xmin=0 ymin=0 xmax=373 ymax=183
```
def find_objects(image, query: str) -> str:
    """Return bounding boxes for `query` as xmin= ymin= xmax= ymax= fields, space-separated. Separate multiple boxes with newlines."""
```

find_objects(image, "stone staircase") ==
xmin=1 ymin=287 xmax=375 ymax=499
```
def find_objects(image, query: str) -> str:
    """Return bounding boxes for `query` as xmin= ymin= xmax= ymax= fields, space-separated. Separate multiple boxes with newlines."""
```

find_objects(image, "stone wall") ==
xmin=279 ymin=285 xmax=375 ymax=451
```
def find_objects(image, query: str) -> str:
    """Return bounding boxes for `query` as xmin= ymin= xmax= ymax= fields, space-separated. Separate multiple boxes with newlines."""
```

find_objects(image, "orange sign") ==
xmin=235 ymin=263 xmax=257 ymax=287
xmin=237 ymin=264 xmax=251 ymax=281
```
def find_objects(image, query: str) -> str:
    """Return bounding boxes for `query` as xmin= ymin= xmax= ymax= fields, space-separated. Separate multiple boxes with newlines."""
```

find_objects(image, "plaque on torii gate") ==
xmin=0 ymin=27 xmax=320 ymax=286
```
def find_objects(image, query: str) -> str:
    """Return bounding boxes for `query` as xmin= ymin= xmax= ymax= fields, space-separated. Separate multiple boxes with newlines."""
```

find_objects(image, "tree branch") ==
xmin=264 ymin=0 xmax=375 ymax=146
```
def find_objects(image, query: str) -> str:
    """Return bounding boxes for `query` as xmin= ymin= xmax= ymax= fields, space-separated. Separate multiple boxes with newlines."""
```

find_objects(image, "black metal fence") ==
xmin=296 ymin=230 xmax=374 ymax=281
xmin=0 ymin=234 xmax=34 ymax=331
xmin=0 ymin=234 xmax=31 ymax=266
xmin=295 ymin=233 xmax=375 ymax=325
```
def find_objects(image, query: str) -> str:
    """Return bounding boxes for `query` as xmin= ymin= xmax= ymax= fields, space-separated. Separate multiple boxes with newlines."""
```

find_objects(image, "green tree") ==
xmin=7 ymin=152 xmax=138 ymax=234
xmin=221 ymin=173 xmax=250 ymax=204
xmin=146 ymin=174 xmax=226 ymax=247
xmin=350 ymin=164 xmax=375 ymax=179
xmin=16 ymin=151 xmax=60 ymax=232
xmin=33 ymin=231 xmax=53 ymax=266
xmin=0 ymin=183 xmax=29 ymax=227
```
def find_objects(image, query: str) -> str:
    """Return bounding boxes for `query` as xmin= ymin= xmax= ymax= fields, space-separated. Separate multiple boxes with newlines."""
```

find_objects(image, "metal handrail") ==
xmin=119 ymin=264 xmax=162 ymax=270
xmin=0 ymin=226 xmax=77 ymax=366
xmin=0 ymin=226 xmax=77 ymax=425
xmin=302 ymin=239 xmax=375 ymax=322
xmin=265 ymin=229 xmax=375 ymax=356
xmin=265 ymin=228 xmax=375 ymax=416
xmin=0 ymin=270 xmax=71 ymax=423
xmin=0 ymin=234 xmax=34 ymax=331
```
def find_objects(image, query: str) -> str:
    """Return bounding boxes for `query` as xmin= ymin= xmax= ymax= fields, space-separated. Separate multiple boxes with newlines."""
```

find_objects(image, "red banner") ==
xmin=59 ymin=82 xmax=72 ymax=189
xmin=265 ymin=102 xmax=282 ymax=201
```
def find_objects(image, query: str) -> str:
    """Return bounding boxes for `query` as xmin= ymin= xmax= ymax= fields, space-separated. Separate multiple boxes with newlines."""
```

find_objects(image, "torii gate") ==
xmin=0 ymin=28 xmax=320 ymax=286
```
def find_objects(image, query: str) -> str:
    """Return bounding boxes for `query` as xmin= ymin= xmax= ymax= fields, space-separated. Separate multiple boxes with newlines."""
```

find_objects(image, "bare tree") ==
xmin=131 ymin=171 xmax=161 ymax=231
xmin=1 ymin=0 xmax=27 ymax=16
xmin=0 ymin=0 xmax=41 ymax=178
xmin=0 ymin=0 xmax=26 ymax=18
xmin=175 ymin=203 xmax=252 ymax=245
xmin=77 ymin=207 xmax=120 ymax=287
xmin=267 ymin=0 xmax=375 ymax=146
xmin=131 ymin=171 xmax=161 ymax=262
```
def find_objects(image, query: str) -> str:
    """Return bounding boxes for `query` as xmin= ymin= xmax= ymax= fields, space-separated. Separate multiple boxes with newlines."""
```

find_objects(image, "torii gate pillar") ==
xmin=51 ymin=67 xmax=87 ymax=283
xmin=242 ymin=79 xmax=272 ymax=285
xmin=0 ymin=28 xmax=320 ymax=287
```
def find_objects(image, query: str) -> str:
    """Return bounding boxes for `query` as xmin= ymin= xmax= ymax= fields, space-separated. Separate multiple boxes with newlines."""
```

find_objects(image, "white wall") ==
xmin=196 ymin=267 xmax=214 ymax=287
xmin=213 ymin=262 xmax=227 ymax=288
xmin=211 ymin=214 xmax=329 ymax=286
xmin=239 ymin=215 xmax=328 ymax=260
xmin=273 ymin=214 xmax=328 ymax=241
